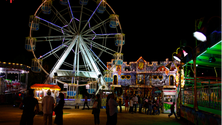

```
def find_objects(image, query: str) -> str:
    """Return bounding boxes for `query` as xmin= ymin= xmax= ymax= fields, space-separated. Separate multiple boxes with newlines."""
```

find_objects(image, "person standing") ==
xmin=83 ymin=95 xmax=89 ymax=110
xmin=42 ymin=90 xmax=55 ymax=125
xmin=92 ymin=94 xmax=101 ymax=125
xmin=147 ymin=101 xmax=152 ymax=115
xmin=108 ymin=94 xmax=118 ymax=125
xmin=54 ymin=93 xmax=65 ymax=125
xmin=156 ymin=97 xmax=160 ymax=106
xmin=106 ymin=94 xmax=111 ymax=125
xmin=124 ymin=96 xmax=129 ymax=112
xmin=168 ymin=102 xmax=178 ymax=119
xmin=118 ymin=98 xmax=123 ymax=113
xmin=129 ymin=97 xmax=133 ymax=114
xmin=144 ymin=97 xmax=148 ymax=114
xmin=138 ymin=95 xmax=143 ymax=113
xmin=132 ymin=94 xmax=138 ymax=113
xmin=19 ymin=89 xmax=39 ymax=125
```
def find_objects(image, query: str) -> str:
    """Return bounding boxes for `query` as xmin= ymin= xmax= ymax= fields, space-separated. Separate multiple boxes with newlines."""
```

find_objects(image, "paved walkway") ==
xmin=0 ymin=105 xmax=190 ymax=125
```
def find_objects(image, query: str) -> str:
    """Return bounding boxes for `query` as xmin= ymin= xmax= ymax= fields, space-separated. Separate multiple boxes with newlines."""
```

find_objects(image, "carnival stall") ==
xmin=30 ymin=84 xmax=61 ymax=111
xmin=99 ymin=90 xmax=113 ymax=108
xmin=162 ymin=87 xmax=177 ymax=113
xmin=0 ymin=61 xmax=30 ymax=95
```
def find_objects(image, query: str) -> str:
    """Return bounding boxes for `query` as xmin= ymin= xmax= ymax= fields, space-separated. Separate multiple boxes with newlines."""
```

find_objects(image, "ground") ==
xmin=0 ymin=105 xmax=192 ymax=125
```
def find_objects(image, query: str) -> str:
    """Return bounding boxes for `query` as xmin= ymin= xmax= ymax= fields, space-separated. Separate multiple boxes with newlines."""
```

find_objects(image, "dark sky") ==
xmin=1 ymin=0 xmax=221 ymax=67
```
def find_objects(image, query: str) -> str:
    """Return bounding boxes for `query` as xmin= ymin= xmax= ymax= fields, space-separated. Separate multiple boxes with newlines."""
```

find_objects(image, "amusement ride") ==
xmin=25 ymin=0 xmax=124 ymax=95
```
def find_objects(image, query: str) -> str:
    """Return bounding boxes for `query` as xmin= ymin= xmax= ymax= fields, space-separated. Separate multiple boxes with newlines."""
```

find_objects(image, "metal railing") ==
xmin=182 ymin=79 xmax=221 ymax=110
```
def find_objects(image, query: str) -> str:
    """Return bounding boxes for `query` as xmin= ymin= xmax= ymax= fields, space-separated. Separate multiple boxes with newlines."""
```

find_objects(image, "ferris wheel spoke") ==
xmin=48 ymin=42 xmax=75 ymax=69
xmin=79 ymin=38 xmax=101 ymax=74
xmin=35 ymin=35 xmax=73 ymax=39
xmin=36 ymin=38 xmax=72 ymax=42
xmin=80 ymin=0 xmax=103 ymax=34
xmin=78 ymin=4 xmax=84 ymax=32
xmin=39 ymin=22 xmax=63 ymax=34
xmin=63 ymin=61 xmax=74 ymax=69
xmin=85 ymin=36 xmax=115 ymax=40
xmin=39 ymin=39 xmax=72 ymax=60
xmin=52 ymin=53 xmax=73 ymax=69
xmin=39 ymin=21 xmax=73 ymax=35
xmin=87 ymin=45 xmax=107 ymax=70
xmin=67 ymin=0 xmax=78 ymax=33
xmin=36 ymin=16 xmax=73 ymax=35
xmin=35 ymin=35 xmax=73 ymax=42
xmin=36 ymin=16 xmax=62 ymax=29
xmin=51 ymin=5 xmax=76 ymax=33
xmin=83 ymin=38 xmax=117 ymax=56
xmin=83 ymin=33 xmax=119 ymax=40
xmin=67 ymin=0 xmax=74 ymax=19
xmin=84 ymin=33 xmax=119 ymax=36
xmin=82 ymin=17 xmax=110 ymax=35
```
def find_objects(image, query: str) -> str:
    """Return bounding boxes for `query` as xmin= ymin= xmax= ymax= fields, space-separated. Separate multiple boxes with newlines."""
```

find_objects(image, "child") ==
xmin=129 ymin=97 xmax=133 ymax=114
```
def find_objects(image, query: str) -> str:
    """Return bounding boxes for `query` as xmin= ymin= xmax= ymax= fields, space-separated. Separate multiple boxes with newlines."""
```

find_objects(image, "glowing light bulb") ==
xmin=193 ymin=31 xmax=207 ymax=42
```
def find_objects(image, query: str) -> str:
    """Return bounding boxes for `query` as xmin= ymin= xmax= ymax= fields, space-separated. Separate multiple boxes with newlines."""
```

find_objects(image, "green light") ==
xmin=183 ymin=40 xmax=221 ymax=68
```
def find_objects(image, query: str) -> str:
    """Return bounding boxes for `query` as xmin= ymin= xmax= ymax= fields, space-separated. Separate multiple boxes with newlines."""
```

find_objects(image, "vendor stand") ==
xmin=30 ymin=84 xmax=61 ymax=112
xmin=99 ymin=89 xmax=113 ymax=109
xmin=162 ymin=86 xmax=177 ymax=113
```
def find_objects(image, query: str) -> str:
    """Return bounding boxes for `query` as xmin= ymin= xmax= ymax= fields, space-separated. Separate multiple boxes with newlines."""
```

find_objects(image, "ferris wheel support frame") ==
xmin=49 ymin=35 xmax=78 ymax=78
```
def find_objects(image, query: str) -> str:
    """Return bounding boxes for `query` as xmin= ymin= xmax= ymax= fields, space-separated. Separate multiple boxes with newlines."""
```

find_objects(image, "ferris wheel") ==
xmin=26 ymin=0 xmax=124 ymax=91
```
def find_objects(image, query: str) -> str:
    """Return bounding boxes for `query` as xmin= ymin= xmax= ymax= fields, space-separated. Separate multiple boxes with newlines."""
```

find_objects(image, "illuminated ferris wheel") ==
xmin=25 ymin=0 xmax=124 ymax=91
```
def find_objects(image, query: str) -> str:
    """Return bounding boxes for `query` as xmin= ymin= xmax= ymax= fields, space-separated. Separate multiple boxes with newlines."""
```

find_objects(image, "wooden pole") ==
xmin=193 ymin=56 xmax=198 ymax=110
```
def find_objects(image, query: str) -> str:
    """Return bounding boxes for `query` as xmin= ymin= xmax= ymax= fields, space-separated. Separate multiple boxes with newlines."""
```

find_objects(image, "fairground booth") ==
xmin=106 ymin=57 xmax=180 ymax=113
xmin=30 ymin=83 xmax=61 ymax=111
xmin=0 ymin=61 xmax=30 ymax=104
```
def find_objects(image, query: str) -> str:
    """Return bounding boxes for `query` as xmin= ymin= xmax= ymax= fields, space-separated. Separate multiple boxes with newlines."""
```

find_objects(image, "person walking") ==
xmin=92 ymin=94 xmax=101 ymax=125
xmin=132 ymin=94 xmax=138 ymax=113
xmin=42 ymin=90 xmax=55 ymax=125
xmin=83 ymin=95 xmax=89 ymax=110
xmin=108 ymin=94 xmax=118 ymax=125
xmin=124 ymin=96 xmax=129 ymax=112
xmin=168 ymin=102 xmax=178 ymax=119
xmin=19 ymin=89 xmax=39 ymax=125
xmin=54 ymin=93 xmax=65 ymax=125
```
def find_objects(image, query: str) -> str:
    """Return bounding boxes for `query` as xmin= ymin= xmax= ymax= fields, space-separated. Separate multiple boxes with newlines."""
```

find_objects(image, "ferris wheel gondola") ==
xmin=26 ymin=0 xmax=124 ymax=93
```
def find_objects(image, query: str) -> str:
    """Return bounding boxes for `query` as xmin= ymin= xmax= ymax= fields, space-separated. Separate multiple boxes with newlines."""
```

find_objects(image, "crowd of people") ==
xmin=19 ymin=90 xmax=177 ymax=125
xmin=98 ymin=94 xmax=174 ymax=125
xmin=118 ymin=94 xmax=163 ymax=115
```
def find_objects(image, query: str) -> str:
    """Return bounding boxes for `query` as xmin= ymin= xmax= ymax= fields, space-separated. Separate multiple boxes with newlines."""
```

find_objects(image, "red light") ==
xmin=6 ymin=0 xmax=14 ymax=3
xmin=19 ymin=93 xmax=21 ymax=96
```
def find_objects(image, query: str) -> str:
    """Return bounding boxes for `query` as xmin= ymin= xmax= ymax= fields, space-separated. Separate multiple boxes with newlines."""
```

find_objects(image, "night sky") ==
xmin=1 ymin=0 xmax=221 ymax=67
